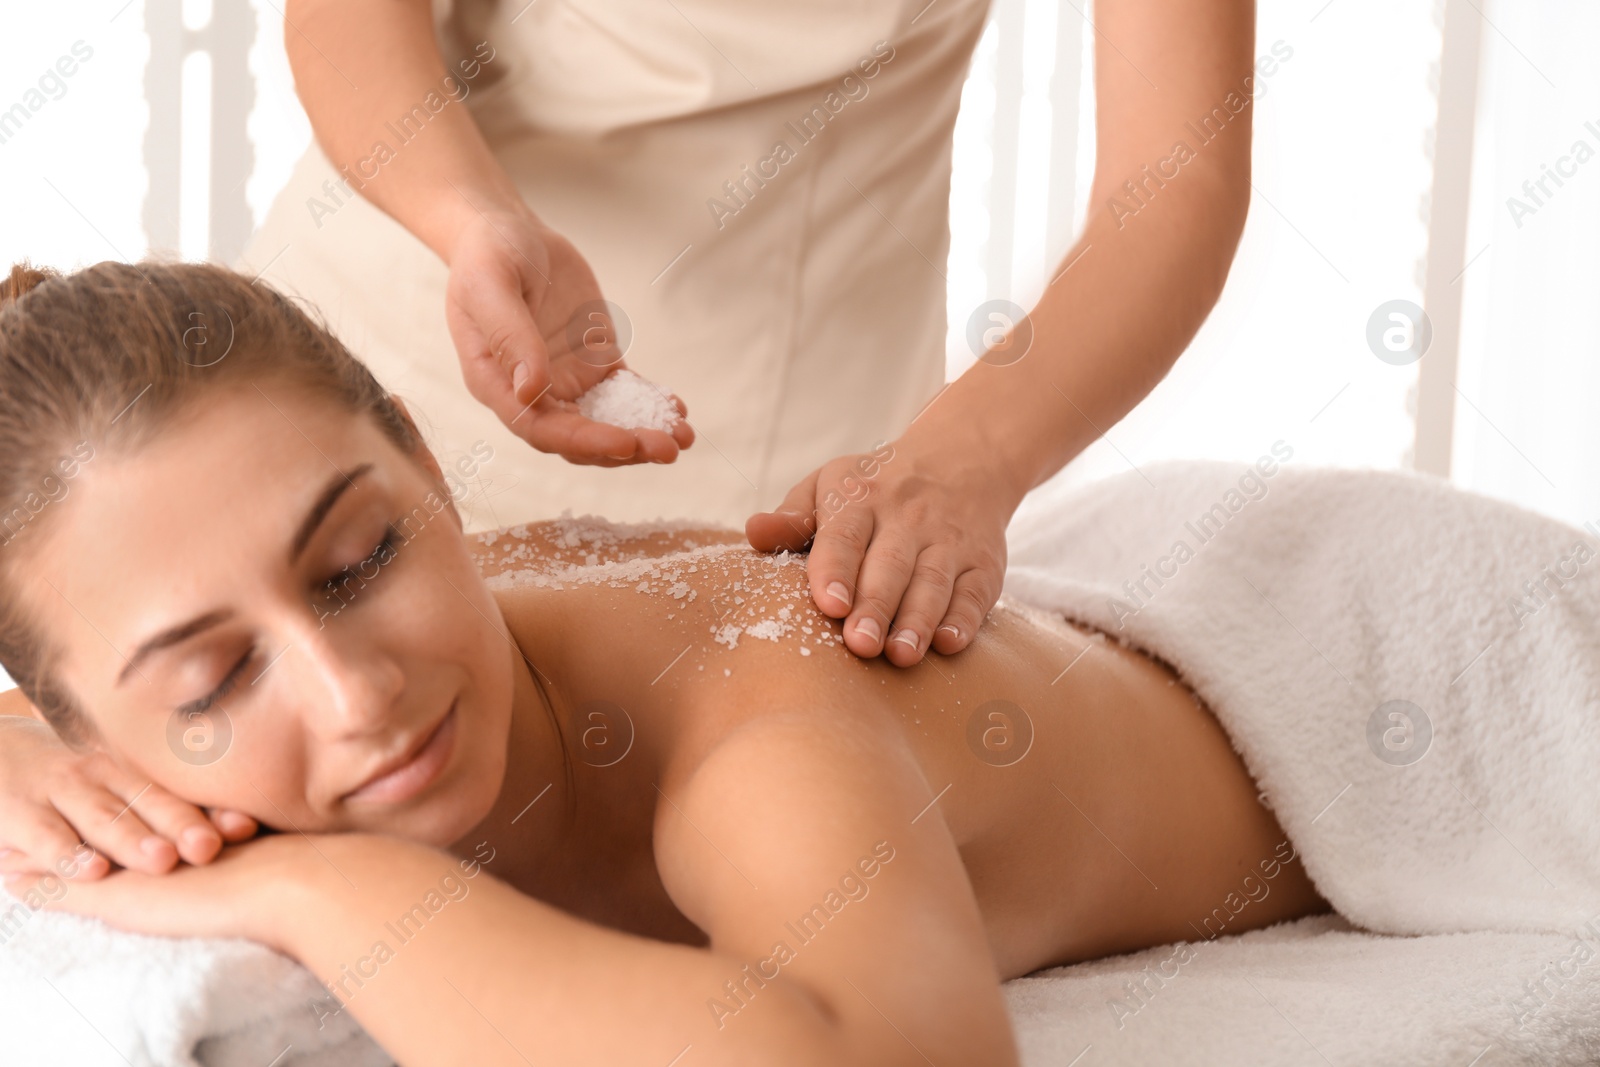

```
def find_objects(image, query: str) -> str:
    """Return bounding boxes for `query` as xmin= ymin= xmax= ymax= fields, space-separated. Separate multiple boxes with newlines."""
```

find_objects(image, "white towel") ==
xmin=1003 ymin=457 xmax=1600 ymax=935
xmin=1005 ymin=913 xmax=1600 ymax=1066
xmin=0 ymin=884 xmax=390 ymax=1067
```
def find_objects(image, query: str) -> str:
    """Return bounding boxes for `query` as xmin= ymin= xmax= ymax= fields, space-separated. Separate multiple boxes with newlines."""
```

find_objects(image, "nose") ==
xmin=290 ymin=623 xmax=407 ymax=741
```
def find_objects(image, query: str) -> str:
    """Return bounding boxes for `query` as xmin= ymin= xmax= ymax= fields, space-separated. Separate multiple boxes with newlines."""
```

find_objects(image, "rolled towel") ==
xmin=0 ymin=883 xmax=391 ymax=1067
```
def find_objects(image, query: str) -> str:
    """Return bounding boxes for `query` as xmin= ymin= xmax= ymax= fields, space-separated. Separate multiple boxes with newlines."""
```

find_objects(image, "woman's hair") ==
xmin=0 ymin=259 xmax=421 ymax=744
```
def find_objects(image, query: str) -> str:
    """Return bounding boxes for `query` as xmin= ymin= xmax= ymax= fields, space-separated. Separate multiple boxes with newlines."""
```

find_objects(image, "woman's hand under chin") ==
xmin=3 ymin=832 xmax=316 ymax=950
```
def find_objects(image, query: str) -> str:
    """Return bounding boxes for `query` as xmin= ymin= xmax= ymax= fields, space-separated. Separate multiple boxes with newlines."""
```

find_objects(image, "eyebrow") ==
xmin=116 ymin=463 xmax=374 ymax=687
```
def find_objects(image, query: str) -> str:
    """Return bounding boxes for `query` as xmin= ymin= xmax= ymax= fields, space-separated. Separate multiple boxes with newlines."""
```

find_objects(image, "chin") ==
xmin=396 ymin=728 xmax=507 ymax=848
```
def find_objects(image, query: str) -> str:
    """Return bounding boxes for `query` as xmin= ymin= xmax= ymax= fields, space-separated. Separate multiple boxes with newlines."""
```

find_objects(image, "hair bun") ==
xmin=0 ymin=262 xmax=59 ymax=312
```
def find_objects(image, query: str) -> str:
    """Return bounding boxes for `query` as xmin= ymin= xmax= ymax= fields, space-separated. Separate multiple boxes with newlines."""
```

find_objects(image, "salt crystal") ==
xmin=577 ymin=369 xmax=680 ymax=432
xmin=799 ymin=647 xmax=811 ymax=657
xmin=745 ymin=620 xmax=784 ymax=641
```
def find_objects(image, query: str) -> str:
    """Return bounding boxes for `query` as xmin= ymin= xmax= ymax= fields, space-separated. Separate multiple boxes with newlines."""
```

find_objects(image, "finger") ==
xmin=932 ymin=565 xmax=1003 ymax=656
xmin=0 ymin=809 xmax=108 ymax=881
xmin=208 ymin=809 xmax=259 ymax=843
xmin=884 ymin=548 xmax=961 ymax=667
xmin=451 ymin=270 xmax=552 ymax=410
xmin=842 ymin=533 xmax=922 ymax=659
xmin=450 ymin=289 xmax=641 ymax=464
xmin=669 ymin=415 xmax=696 ymax=451
xmin=0 ymin=845 xmax=97 ymax=879
xmin=629 ymin=426 xmax=682 ymax=465
xmin=798 ymin=491 xmax=876 ymax=620
xmin=745 ymin=470 xmax=820 ymax=554
xmin=51 ymin=779 xmax=178 ymax=875
xmin=120 ymin=784 xmax=223 ymax=866
xmin=514 ymin=397 xmax=648 ymax=464
xmin=0 ymin=848 xmax=43 ymax=874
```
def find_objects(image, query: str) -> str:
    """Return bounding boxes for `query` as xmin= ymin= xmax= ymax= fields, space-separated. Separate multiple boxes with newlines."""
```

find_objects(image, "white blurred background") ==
xmin=1 ymin=0 xmax=1596 ymax=689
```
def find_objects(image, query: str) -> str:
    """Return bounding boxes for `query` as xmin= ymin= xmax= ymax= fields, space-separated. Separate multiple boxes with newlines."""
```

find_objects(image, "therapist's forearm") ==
xmin=284 ymin=0 xmax=525 ymax=260
xmin=905 ymin=161 xmax=1250 ymax=504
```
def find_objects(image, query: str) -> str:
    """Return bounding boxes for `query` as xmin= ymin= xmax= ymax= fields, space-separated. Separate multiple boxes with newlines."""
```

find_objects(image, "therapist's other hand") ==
xmin=745 ymin=437 xmax=1022 ymax=667
xmin=444 ymin=209 xmax=694 ymax=467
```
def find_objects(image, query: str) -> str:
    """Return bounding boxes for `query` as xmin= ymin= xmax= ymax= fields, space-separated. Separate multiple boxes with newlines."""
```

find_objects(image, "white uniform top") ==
xmin=241 ymin=0 xmax=991 ymax=532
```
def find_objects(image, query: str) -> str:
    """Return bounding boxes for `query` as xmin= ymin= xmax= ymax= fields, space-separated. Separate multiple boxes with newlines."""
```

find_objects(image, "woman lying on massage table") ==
xmin=0 ymin=261 xmax=1327 ymax=1066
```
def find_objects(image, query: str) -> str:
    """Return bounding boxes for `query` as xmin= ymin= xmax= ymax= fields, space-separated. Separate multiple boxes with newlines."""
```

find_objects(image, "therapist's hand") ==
xmin=444 ymin=209 xmax=695 ymax=467
xmin=746 ymin=433 xmax=1024 ymax=667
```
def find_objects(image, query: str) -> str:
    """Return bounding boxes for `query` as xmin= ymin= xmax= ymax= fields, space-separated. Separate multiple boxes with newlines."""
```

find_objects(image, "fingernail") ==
xmin=512 ymin=361 xmax=530 ymax=395
xmin=853 ymin=617 xmax=881 ymax=644
xmin=826 ymin=582 xmax=852 ymax=609
xmin=140 ymin=836 xmax=167 ymax=856
xmin=183 ymin=826 xmax=218 ymax=850
xmin=937 ymin=624 xmax=960 ymax=640
xmin=892 ymin=629 xmax=919 ymax=649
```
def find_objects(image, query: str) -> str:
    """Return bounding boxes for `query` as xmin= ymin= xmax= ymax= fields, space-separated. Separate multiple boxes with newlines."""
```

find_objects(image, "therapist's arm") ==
xmin=749 ymin=0 xmax=1256 ymax=665
xmin=284 ymin=0 xmax=693 ymax=466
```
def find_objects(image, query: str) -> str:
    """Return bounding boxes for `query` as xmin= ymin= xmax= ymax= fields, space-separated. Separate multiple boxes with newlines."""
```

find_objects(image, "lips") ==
xmin=343 ymin=699 xmax=458 ymax=806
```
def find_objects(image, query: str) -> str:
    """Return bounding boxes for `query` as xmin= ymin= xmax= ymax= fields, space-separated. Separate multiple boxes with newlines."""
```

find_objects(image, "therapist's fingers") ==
xmin=513 ymin=403 xmax=649 ymax=464
xmin=930 ymin=567 xmax=1000 ymax=657
xmin=799 ymin=498 xmax=875 ymax=621
xmin=884 ymin=548 xmax=961 ymax=666
xmin=448 ymin=241 xmax=553 ymax=399
xmin=447 ymin=254 xmax=552 ymax=410
xmin=840 ymin=533 xmax=923 ymax=659
xmin=745 ymin=469 xmax=820 ymax=554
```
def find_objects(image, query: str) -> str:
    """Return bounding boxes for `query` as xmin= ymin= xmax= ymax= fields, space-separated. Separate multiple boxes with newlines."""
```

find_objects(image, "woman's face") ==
xmin=15 ymin=381 xmax=515 ymax=847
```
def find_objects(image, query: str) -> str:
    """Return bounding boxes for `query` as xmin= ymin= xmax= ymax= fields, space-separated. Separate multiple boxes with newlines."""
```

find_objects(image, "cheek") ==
xmin=102 ymin=712 xmax=309 ymax=827
xmin=398 ymin=533 xmax=506 ymax=674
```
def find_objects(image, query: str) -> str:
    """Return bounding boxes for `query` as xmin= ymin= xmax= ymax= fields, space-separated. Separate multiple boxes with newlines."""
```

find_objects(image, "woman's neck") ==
xmin=448 ymin=634 xmax=574 ymax=886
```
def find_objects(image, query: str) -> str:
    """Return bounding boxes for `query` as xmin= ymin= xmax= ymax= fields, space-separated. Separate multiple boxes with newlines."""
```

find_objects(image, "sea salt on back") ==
xmin=578 ymin=369 xmax=680 ymax=432
xmin=481 ymin=520 xmax=847 ymax=663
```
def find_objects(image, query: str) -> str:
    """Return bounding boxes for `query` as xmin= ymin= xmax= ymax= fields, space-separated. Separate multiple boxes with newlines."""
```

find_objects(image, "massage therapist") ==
xmin=243 ymin=0 xmax=1257 ymax=666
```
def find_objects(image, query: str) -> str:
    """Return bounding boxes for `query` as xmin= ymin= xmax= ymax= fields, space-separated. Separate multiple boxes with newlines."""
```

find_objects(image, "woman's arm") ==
xmin=749 ymin=0 xmax=1257 ymax=665
xmin=29 ymin=702 xmax=1015 ymax=1065
xmin=286 ymin=705 xmax=1010 ymax=1065
xmin=283 ymin=0 xmax=692 ymax=465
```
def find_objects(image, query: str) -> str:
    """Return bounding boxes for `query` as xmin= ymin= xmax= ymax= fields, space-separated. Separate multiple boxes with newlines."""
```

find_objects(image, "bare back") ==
xmin=469 ymin=517 xmax=1327 ymax=978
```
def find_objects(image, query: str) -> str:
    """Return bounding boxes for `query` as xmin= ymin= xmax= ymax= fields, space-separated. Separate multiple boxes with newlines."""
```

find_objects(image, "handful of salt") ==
xmin=577 ymin=369 xmax=681 ymax=432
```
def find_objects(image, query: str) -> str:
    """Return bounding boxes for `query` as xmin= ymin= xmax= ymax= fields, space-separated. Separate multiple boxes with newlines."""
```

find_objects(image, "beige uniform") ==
xmin=240 ymin=0 xmax=989 ymax=532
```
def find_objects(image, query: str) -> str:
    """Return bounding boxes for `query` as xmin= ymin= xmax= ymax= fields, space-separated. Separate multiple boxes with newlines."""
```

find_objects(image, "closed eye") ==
xmin=322 ymin=524 xmax=399 ymax=595
xmin=179 ymin=647 xmax=251 ymax=717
